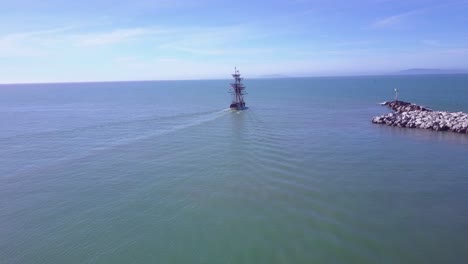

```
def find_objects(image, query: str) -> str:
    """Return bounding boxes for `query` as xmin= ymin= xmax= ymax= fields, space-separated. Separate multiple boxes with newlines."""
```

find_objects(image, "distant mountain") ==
xmin=397 ymin=68 xmax=468 ymax=75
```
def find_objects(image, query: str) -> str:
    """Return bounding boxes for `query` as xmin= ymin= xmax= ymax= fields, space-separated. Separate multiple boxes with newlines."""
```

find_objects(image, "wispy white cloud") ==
xmin=371 ymin=9 xmax=422 ymax=28
xmin=3 ymin=26 xmax=75 ymax=39
xmin=0 ymin=24 xmax=264 ymax=58
xmin=167 ymin=46 xmax=264 ymax=56
xmin=421 ymin=39 xmax=441 ymax=46
xmin=0 ymin=27 xmax=74 ymax=57
xmin=439 ymin=47 xmax=468 ymax=55
xmin=371 ymin=1 xmax=468 ymax=29
xmin=74 ymin=28 xmax=169 ymax=46
xmin=334 ymin=40 xmax=378 ymax=47
xmin=0 ymin=22 xmax=279 ymax=82
xmin=153 ymin=25 xmax=275 ymax=57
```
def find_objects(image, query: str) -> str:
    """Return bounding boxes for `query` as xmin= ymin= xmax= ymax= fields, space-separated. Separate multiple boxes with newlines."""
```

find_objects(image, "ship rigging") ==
xmin=229 ymin=67 xmax=247 ymax=110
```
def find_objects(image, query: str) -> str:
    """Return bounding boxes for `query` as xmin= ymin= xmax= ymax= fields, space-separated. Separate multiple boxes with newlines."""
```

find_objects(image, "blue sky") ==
xmin=1 ymin=0 xmax=468 ymax=83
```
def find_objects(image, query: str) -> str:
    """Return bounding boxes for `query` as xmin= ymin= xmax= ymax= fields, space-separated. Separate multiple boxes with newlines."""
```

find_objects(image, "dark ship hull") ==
xmin=229 ymin=102 xmax=246 ymax=110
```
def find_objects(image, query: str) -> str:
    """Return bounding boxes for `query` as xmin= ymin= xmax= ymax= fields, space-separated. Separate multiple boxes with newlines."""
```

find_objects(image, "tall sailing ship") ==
xmin=229 ymin=67 xmax=247 ymax=110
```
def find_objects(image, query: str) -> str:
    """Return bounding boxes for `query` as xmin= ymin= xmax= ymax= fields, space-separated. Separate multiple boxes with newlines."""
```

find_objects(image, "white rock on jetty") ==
xmin=372 ymin=101 xmax=468 ymax=134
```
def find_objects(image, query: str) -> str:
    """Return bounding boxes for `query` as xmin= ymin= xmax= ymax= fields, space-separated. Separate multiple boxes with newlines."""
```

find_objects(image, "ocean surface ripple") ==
xmin=1 ymin=75 xmax=468 ymax=264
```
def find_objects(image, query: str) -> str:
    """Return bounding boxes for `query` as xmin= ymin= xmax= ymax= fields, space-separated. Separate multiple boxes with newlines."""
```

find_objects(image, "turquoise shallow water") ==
xmin=1 ymin=75 xmax=468 ymax=263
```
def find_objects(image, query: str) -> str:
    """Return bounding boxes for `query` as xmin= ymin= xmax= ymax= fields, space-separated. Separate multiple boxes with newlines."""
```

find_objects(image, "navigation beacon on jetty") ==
xmin=229 ymin=67 xmax=247 ymax=110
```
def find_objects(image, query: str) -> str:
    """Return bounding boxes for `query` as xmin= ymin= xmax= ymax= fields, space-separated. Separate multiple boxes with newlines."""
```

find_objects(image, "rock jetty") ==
xmin=372 ymin=101 xmax=468 ymax=134
xmin=381 ymin=100 xmax=432 ymax=113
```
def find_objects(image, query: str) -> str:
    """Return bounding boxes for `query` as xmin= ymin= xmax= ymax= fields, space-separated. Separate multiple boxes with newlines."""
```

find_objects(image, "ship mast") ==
xmin=229 ymin=67 xmax=246 ymax=110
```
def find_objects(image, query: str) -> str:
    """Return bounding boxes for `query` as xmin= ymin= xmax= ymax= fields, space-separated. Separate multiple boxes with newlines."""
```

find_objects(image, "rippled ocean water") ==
xmin=1 ymin=75 xmax=467 ymax=263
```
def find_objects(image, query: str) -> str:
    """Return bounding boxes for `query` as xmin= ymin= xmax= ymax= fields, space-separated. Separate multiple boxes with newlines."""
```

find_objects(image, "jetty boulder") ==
xmin=372 ymin=101 xmax=468 ymax=134
xmin=381 ymin=100 xmax=432 ymax=113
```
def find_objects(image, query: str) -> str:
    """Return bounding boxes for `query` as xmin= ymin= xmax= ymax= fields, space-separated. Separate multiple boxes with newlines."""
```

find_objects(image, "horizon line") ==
xmin=1 ymin=72 xmax=468 ymax=86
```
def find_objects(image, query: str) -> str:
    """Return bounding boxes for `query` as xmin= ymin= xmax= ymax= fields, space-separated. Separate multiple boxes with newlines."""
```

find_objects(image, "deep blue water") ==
xmin=1 ymin=74 xmax=467 ymax=263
